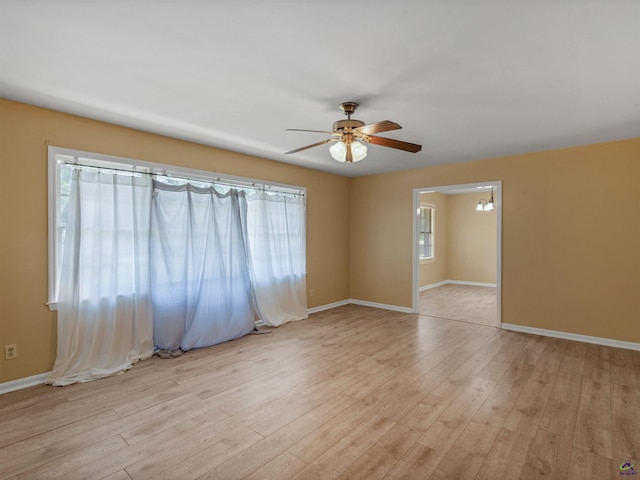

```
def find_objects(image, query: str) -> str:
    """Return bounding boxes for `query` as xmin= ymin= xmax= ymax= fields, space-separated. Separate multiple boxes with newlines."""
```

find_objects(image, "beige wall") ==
xmin=0 ymin=99 xmax=350 ymax=383
xmin=351 ymin=138 xmax=640 ymax=343
xmin=447 ymin=192 xmax=497 ymax=284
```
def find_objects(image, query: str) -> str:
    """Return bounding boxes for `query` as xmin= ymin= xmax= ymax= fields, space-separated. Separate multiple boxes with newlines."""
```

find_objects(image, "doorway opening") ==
xmin=412 ymin=181 xmax=502 ymax=327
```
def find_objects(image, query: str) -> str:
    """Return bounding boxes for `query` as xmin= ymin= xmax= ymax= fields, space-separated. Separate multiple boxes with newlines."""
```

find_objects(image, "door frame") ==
xmin=412 ymin=181 xmax=502 ymax=326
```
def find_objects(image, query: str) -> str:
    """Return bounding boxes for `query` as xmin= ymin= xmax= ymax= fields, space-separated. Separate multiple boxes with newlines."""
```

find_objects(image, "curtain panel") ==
xmin=150 ymin=182 xmax=257 ymax=352
xmin=247 ymin=192 xmax=307 ymax=326
xmin=47 ymin=169 xmax=154 ymax=386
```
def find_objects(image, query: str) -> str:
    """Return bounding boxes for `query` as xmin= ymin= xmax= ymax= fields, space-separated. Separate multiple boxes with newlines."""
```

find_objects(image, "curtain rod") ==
xmin=61 ymin=158 xmax=305 ymax=197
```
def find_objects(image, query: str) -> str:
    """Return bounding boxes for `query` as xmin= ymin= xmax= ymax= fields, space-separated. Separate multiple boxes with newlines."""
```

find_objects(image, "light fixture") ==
xmin=476 ymin=188 xmax=495 ymax=211
xmin=329 ymin=140 xmax=368 ymax=163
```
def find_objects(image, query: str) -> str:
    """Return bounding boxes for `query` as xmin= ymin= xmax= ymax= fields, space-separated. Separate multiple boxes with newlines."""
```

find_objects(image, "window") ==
xmin=48 ymin=150 xmax=152 ymax=309
xmin=418 ymin=204 xmax=434 ymax=261
xmin=47 ymin=146 xmax=305 ymax=311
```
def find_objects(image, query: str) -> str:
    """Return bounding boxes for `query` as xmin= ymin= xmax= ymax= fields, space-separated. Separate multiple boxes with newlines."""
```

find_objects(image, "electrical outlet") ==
xmin=310 ymin=289 xmax=315 ymax=297
xmin=5 ymin=344 xmax=17 ymax=360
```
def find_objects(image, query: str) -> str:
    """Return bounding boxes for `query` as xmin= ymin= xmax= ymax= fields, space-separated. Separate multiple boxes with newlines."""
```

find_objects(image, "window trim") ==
xmin=418 ymin=203 xmax=435 ymax=263
xmin=47 ymin=148 xmax=62 ymax=309
xmin=47 ymin=146 xmax=306 ymax=311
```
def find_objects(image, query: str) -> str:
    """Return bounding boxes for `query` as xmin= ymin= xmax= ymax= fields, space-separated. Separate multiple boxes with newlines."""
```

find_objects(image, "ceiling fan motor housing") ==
xmin=333 ymin=119 xmax=365 ymax=131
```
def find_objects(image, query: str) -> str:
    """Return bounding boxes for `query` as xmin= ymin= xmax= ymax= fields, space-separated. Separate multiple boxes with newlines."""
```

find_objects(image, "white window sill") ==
xmin=420 ymin=257 xmax=434 ymax=264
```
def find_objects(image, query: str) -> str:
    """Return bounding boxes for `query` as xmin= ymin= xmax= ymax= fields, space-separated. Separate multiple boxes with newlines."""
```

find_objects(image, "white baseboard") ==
xmin=349 ymin=299 xmax=413 ymax=314
xmin=420 ymin=280 xmax=497 ymax=292
xmin=0 ymin=372 xmax=49 ymax=395
xmin=307 ymin=299 xmax=351 ymax=314
xmin=447 ymin=280 xmax=497 ymax=288
xmin=308 ymin=298 xmax=412 ymax=315
xmin=501 ymin=323 xmax=640 ymax=352
xmin=420 ymin=280 xmax=448 ymax=292
xmin=307 ymin=298 xmax=412 ymax=314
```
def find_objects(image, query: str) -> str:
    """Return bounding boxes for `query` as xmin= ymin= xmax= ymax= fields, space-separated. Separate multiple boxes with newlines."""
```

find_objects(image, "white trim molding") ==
xmin=307 ymin=299 xmax=351 ymax=315
xmin=501 ymin=323 xmax=640 ymax=352
xmin=0 ymin=373 xmax=50 ymax=395
xmin=420 ymin=280 xmax=497 ymax=292
xmin=309 ymin=299 xmax=413 ymax=315
xmin=447 ymin=280 xmax=497 ymax=288
xmin=419 ymin=280 xmax=449 ymax=292
xmin=349 ymin=299 xmax=413 ymax=314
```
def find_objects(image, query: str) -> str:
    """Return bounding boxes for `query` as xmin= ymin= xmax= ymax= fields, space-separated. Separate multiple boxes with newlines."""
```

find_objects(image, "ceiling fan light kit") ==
xmin=285 ymin=102 xmax=422 ymax=164
xmin=329 ymin=140 xmax=368 ymax=163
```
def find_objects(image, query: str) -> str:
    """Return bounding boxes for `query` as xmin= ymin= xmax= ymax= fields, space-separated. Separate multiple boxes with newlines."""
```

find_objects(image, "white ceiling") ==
xmin=1 ymin=1 xmax=638 ymax=177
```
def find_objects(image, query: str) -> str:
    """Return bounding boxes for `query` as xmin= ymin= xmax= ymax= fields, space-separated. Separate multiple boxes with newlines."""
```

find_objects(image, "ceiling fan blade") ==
xmin=284 ymin=138 xmax=336 ymax=155
xmin=286 ymin=128 xmax=336 ymax=134
xmin=355 ymin=120 xmax=402 ymax=135
xmin=366 ymin=135 xmax=422 ymax=153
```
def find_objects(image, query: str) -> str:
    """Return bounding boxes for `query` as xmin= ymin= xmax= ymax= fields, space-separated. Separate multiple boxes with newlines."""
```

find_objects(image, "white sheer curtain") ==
xmin=48 ymin=166 xmax=306 ymax=385
xmin=150 ymin=182 xmax=257 ymax=352
xmin=247 ymin=192 xmax=307 ymax=327
xmin=47 ymin=169 xmax=154 ymax=386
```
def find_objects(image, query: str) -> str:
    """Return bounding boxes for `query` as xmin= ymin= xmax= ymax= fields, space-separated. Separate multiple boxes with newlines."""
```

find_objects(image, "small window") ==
xmin=419 ymin=204 xmax=434 ymax=261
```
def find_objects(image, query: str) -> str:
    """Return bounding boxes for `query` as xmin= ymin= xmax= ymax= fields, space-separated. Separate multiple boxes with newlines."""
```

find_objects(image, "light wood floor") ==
xmin=1 ymin=304 xmax=639 ymax=479
xmin=420 ymin=284 xmax=497 ymax=326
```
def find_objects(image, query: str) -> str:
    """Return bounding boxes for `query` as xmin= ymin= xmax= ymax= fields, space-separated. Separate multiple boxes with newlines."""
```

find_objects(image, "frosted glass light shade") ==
xmin=329 ymin=141 xmax=367 ymax=163
xmin=329 ymin=141 xmax=347 ymax=162
xmin=476 ymin=199 xmax=495 ymax=211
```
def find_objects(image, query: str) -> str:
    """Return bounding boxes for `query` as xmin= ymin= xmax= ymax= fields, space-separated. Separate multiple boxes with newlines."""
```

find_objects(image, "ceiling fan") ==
xmin=285 ymin=102 xmax=422 ymax=163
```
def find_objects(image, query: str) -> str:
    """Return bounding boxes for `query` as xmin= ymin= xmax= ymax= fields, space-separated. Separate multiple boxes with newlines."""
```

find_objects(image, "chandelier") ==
xmin=476 ymin=188 xmax=495 ymax=211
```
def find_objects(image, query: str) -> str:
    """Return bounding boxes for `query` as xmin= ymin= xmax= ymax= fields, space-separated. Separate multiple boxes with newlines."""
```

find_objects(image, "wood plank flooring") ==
xmin=419 ymin=284 xmax=497 ymax=326
xmin=1 ymin=304 xmax=638 ymax=479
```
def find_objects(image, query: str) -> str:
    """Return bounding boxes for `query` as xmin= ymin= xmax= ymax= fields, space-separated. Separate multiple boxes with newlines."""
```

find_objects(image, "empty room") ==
xmin=1 ymin=2 xmax=639 ymax=479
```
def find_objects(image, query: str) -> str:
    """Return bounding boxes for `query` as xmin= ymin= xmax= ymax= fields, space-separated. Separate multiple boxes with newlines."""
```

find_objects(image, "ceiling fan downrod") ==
xmin=339 ymin=101 xmax=359 ymax=118
xmin=334 ymin=102 xmax=365 ymax=132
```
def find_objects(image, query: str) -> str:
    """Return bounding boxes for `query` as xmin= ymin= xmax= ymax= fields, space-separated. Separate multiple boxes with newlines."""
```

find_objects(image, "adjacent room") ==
xmin=417 ymin=186 xmax=499 ymax=327
xmin=1 ymin=2 xmax=639 ymax=479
